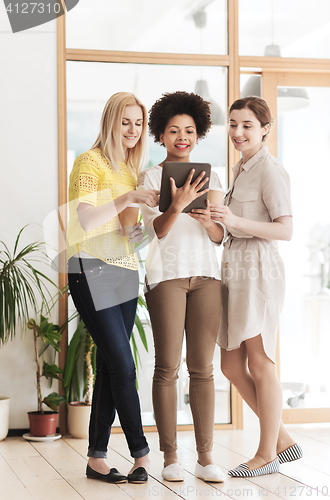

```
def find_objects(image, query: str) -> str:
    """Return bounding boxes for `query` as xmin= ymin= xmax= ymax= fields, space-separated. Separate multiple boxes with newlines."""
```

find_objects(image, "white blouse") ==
xmin=138 ymin=165 xmax=222 ymax=286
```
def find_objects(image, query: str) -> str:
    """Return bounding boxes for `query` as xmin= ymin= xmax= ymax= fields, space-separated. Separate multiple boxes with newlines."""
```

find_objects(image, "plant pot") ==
xmin=0 ymin=397 xmax=10 ymax=441
xmin=68 ymin=402 xmax=91 ymax=439
xmin=28 ymin=411 xmax=58 ymax=437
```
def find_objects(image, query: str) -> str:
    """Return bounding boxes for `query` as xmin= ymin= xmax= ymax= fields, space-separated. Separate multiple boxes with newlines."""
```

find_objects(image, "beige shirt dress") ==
xmin=218 ymin=146 xmax=292 ymax=363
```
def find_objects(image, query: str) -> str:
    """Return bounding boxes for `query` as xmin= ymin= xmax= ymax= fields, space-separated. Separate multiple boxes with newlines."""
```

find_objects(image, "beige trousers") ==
xmin=145 ymin=277 xmax=221 ymax=453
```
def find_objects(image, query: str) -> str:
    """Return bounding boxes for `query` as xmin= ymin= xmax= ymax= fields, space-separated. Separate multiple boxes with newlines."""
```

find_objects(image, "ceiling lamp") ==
xmin=192 ymin=9 xmax=225 ymax=125
xmin=277 ymin=87 xmax=310 ymax=112
xmin=241 ymin=67 xmax=310 ymax=113
xmin=241 ymin=0 xmax=310 ymax=113
xmin=195 ymin=79 xmax=225 ymax=125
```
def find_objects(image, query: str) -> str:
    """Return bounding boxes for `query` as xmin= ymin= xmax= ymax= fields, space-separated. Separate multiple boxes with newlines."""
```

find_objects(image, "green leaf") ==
xmin=62 ymin=319 xmax=85 ymax=387
xmin=131 ymin=332 xmax=141 ymax=370
xmin=41 ymin=327 xmax=62 ymax=352
xmin=134 ymin=314 xmax=148 ymax=352
xmin=13 ymin=224 xmax=28 ymax=256
xmin=43 ymin=392 xmax=66 ymax=411
xmin=27 ymin=319 xmax=36 ymax=330
xmin=73 ymin=366 xmax=81 ymax=403
xmin=42 ymin=362 xmax=63 ymax=381
xmin=0 ymin=226 xmax=58 ymax=345
xmin=137 ymin=295 xmax=147 ymax=308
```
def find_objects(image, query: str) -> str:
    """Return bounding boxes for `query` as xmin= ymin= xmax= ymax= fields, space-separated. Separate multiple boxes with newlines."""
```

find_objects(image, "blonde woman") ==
xmin=67 ymin=92 xmax=159 ymax=484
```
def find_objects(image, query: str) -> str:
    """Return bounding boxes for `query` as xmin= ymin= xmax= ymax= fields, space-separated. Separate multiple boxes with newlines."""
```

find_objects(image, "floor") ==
xmin=1 ymin=416 xmax=330 ymax=500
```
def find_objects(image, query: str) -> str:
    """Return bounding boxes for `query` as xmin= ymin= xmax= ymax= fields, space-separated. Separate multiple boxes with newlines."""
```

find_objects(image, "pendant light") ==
xmin=193 ymin=9 xmax=225 ymax=125
xmin=241 ymin=1 xmax=310 ymax=112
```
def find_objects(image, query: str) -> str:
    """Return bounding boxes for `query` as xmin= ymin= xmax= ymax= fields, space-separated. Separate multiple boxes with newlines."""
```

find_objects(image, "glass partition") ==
xmin=67 ymin=61 xmax=228 ymax=186
xmin=66 ymin=60 xmax=231 ymax=425
xmin=239 ymin=0 xmax=330 ymax=59
xmin=66 ymin=0 xmax=227 ymax=55
xmin=277 ymin=86 xmax=330 ymax=410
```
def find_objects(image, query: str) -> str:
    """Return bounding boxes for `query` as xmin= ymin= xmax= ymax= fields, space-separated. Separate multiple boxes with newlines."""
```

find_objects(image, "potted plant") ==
xmin=63 ymin=319 xmax=96 ymax=439
xmin=26 ymin=300 xmax=66 ymax=438
xmin=0 ymin=397 xmax=10 ymax=441
xmin=0 ymin=226 xmax=57 ymax=440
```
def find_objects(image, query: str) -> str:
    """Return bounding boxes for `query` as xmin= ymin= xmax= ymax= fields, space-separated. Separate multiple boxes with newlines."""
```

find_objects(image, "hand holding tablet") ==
xmin=159 ymin=162 xmax=211 ymax=213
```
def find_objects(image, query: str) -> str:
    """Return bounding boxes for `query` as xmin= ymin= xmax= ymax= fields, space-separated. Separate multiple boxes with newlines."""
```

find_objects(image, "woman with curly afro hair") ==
xmin=148 ymin=91 xmax=212 ymax=145
xmin=138 ymin=91 xmax=226 ymax=483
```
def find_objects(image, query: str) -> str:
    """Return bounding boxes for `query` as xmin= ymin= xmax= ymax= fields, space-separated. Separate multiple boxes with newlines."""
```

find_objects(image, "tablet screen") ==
xmin=159 ymin=162 xmax=211 ymax=213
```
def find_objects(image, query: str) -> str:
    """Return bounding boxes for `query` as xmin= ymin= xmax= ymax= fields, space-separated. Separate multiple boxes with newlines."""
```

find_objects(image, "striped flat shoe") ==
xmin=228 ymin=457 xmax=279 ymax=477
xmin=278 ymin=443 xmax=303 ymax=464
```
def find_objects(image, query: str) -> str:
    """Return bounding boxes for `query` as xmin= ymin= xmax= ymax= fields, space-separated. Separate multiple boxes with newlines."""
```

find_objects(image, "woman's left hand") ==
xmin=210 ymin=204 xmax=238 ymax=228
xmin=189 ymin=200 xmax=213 ymax=228
xmin=129 ymin=223 xmax=145 ymax=243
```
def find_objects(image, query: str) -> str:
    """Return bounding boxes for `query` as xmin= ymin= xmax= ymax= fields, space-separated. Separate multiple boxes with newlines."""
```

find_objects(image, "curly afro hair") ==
xmin=148 ymin=91 xmax=212 ymax=145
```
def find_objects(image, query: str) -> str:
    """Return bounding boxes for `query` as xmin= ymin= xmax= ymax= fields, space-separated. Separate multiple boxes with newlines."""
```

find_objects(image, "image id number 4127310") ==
xmin=274 ymin=486 xmax=329 ymax=496
xmin=5 ymin=2 xmax=62 ymax=14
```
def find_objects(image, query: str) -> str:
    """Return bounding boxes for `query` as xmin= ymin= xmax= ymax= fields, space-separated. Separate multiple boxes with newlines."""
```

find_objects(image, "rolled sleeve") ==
xmin=69 ymin=161 xmax=99 ymax=207
xmin=262 ymin=163 xmax=292 ymax=221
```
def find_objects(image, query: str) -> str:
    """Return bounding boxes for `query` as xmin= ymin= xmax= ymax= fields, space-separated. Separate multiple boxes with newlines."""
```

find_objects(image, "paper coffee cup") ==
xmin=119 ymin=206 xmax=140 ymax=237
xmin=208 ymin=188 xmax=225 ymax=205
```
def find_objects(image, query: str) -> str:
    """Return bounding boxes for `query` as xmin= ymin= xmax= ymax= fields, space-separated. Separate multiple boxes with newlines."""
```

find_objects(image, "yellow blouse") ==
xmin=66 ymin=148 xmax=139 ymax=270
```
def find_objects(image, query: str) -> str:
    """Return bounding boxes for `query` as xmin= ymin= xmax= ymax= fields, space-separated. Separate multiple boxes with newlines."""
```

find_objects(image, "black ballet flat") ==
xmin=127 ymin=466 xmax=148 ymax=483
xmin=86 ymin=464 xmax=127 ymax=483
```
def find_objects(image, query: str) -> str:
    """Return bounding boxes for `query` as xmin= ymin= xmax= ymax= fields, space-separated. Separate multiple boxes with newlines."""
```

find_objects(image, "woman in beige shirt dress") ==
xmin=211 ymin=97 xmax=302 ymax=477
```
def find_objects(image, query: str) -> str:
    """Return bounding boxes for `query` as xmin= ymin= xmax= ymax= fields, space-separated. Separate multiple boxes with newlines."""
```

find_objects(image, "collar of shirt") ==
xmin=232 ymin=146 xmax=269 ymax=177
xmin=226 ymin=146 xmax=269 ymax=203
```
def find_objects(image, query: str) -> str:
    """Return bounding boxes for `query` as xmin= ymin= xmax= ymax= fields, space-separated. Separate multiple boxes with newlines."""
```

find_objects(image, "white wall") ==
xmin=0 ymin=6 xmax=58 ymax=429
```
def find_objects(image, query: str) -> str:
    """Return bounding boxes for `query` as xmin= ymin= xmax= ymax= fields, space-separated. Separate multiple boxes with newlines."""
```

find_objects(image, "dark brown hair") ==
xmin=229 ymin=96 xmax=274 ymax=141
xmin=148 ymin=91 xmax=212 ymax=145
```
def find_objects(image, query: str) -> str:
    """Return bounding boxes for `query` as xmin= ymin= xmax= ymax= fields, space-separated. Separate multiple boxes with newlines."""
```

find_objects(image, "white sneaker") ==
xmin=162 ymin=463 xmax=185 ymax=482
xmin=195 ymin=462 xmax=226 ymax=482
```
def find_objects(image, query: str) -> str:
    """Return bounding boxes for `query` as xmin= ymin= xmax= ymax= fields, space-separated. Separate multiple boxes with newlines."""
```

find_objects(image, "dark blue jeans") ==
xmin=68 ymin=257 xmax=149 ymax=459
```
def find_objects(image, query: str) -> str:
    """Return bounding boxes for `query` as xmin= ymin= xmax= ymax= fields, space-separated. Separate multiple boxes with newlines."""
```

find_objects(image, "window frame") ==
xmin=57 ymin=0 xmax=330 ymax=434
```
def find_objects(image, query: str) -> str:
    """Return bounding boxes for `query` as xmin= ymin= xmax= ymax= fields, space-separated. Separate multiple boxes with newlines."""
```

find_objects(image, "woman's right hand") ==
xmin=129 ymin=189 xmax=160 ymax=207
xmin=170 ymin=169 xmax=209 ymax=213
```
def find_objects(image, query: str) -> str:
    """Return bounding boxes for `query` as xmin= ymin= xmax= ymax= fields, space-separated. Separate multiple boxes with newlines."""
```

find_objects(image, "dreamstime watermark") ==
xmin=165 ymin=246 xmax=215 ymax=265
xmin=120 ymin=484 xmax=329 ymax=499
xmin=225 ymin=246 xmax=282 ymax=264
xmin=120 ymin=485 xmax=254 ymax=497
xmin=223 ymin=263 xmax=282 ymax=281
xmin=119 ymin=484 xmax=330 ymax=498
xmin=42 ymin=202 xmax=155 ymax=310
xmin=42 ymin=198 xmax=155 ymax=274
xmin=164 ymin=246 xmax=219 ymax=279
xmin=163 ymin=244 xmax=283 ymax=282
xmin=3 ymin=0 xmax=79 ymax=33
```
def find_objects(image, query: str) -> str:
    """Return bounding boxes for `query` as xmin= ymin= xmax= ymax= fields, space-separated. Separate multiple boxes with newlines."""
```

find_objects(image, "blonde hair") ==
xmin=92 ymin=92 xmax=148 ymax=175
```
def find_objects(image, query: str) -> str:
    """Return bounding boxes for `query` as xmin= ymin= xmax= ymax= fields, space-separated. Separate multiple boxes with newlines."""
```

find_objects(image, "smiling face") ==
xmin=160 ymin=114 xmax=198 ymax=162
xmin=121 ymin=104 xmax=143 ymax=151
xmin=229 ymin=108 xmax=269 ymax=163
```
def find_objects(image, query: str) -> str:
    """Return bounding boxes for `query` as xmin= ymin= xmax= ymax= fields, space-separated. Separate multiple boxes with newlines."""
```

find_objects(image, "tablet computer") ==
xmin=159 ymin=162 xmax=211 ymax=213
